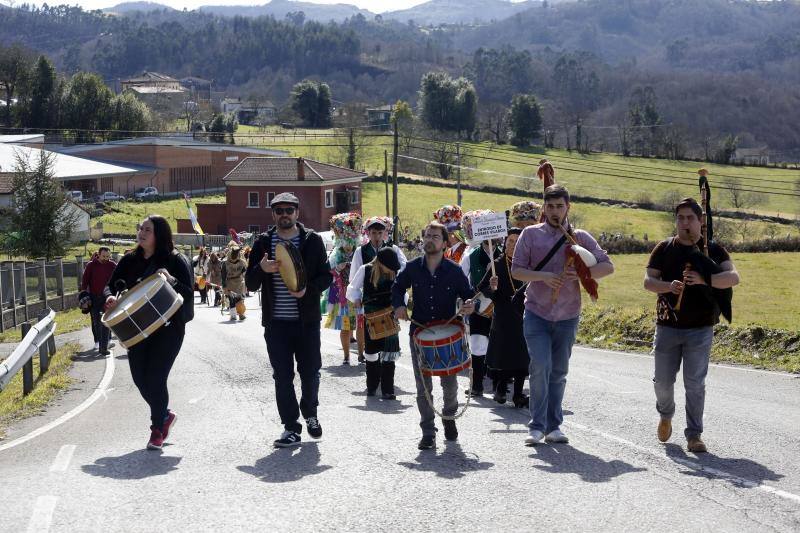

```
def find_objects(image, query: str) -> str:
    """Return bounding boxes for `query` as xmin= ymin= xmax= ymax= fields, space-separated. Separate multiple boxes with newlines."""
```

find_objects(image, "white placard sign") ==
xmin=467 ymin=212 xmax=508 ymax=245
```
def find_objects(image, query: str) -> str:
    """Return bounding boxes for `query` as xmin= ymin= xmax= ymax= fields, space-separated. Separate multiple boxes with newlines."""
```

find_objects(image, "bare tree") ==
xmin=720 ymin=177 xmax=767 ymax=210
xmin=480 ymin=102 xmax=509 ymax=144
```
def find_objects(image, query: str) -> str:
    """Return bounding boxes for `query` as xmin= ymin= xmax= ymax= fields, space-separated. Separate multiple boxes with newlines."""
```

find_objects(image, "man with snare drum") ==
xmin=392 ymin=221 xmax=475 ymax=450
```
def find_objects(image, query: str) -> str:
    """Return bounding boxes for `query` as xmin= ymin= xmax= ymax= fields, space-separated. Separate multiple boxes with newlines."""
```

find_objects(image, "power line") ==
xmin=398 ymin=149 xmax=800 ymax=199
xmin=403 ymin=143 xmax=800 ymax=197
xmin=405 ymin=134 xmax=799 ymax=185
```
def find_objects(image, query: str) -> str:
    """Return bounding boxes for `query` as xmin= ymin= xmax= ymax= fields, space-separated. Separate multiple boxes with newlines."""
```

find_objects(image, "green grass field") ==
xmin=593 ymin=252 xmax=799 ymax=331
xmin=235 ymin=131 xmax=800 ymax=218
xmin=361 ymin=182 xmax=799 ymax=242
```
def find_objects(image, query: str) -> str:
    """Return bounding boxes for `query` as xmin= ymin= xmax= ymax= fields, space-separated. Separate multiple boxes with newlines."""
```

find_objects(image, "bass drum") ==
xmin=102 ymin=273 xmax=183 ymax=349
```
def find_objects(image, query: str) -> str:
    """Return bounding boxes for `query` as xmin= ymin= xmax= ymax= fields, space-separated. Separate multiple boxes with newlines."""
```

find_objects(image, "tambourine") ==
xmin=275 ymin=240 xmax=306 ymax=292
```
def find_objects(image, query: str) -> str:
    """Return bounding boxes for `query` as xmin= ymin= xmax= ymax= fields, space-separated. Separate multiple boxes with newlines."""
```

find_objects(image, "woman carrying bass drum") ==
xmin=104 ymin=215 xmax=194 ymax=451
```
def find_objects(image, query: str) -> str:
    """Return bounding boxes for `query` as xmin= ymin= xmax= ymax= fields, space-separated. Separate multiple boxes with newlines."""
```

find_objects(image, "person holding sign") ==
xmin=511 ymin=184 xmax=614 ymax=446
xmin=460 ymin=210 xmax=503 ymax=397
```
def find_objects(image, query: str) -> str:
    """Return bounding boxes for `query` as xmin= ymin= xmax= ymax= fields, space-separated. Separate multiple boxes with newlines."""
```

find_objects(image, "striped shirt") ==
xmin=271 ymin=234 xmax=302 ymax=320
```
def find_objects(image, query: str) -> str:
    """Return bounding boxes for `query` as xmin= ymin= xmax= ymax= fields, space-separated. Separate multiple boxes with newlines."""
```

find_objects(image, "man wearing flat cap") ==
xmin=246 ymin=192 xmax=333 ymax=448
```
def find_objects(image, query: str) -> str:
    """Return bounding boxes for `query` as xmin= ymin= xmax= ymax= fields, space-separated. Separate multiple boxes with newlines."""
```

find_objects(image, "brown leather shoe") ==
xmin=687 ymin=436 xmax=708 ymax=453
xmin=657 ymin=418 xmax=672 ymax=442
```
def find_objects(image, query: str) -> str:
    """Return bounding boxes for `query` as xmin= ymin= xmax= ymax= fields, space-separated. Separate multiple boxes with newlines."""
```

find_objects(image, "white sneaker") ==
xmin=94 ymin=342 xmax=100 ymax=350
xmin=524 ymin=430 xmax=544 ymax=446
xmin=545 ymin=429 xmax=569 ymax=443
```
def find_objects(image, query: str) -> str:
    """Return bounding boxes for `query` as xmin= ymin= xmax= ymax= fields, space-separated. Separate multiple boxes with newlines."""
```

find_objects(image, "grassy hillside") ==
xmin=236 ymin=132 xmax=800 ymax=218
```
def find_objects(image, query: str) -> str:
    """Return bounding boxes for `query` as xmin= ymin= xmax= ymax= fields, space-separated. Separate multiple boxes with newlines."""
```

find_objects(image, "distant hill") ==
xmin=384 ymin=0 xmax=539 ymax=25
xmin=198 ymin=0 xmax=373 ymax=22
xmin=104 ymin=2 xmax=176 ymax=13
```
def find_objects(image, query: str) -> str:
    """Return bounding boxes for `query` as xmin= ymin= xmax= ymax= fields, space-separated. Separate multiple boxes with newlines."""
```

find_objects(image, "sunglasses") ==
xmin=273 ymin=207 xmax=296 ymax=215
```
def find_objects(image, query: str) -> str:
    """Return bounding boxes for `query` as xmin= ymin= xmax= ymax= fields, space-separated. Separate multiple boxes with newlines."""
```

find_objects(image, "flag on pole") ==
xmin=183 ymin=192 xmax=204 ymax=235
xmin=229 ymin=228 xmax=241 ymax=245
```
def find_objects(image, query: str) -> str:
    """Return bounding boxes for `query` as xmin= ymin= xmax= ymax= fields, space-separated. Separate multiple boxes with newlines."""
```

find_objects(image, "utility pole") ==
xmin=392 ymin=125 xmax=399 ymax=242
xmin=456 ymin=142 xmax=462 ymax=206
xmin=381 ymin=150 xmax=388 ymax=216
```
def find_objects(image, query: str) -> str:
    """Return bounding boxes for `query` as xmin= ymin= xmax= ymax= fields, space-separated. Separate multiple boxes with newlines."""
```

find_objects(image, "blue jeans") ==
xmin=264 ymin=320 xmax=322 ymax=434
xmin=652 ymin=325 xmax=713 ymax=439
xmin=523 ymin=310 xmax=579 ymax=433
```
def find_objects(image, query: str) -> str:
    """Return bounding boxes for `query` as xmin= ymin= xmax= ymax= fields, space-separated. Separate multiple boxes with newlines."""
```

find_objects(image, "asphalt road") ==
xmin=1 ymin=293 xmax=798 ymax=532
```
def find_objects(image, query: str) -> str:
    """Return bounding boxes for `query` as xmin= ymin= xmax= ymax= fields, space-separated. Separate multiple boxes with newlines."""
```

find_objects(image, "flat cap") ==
xmin=270 ymin=192 xmax=300 ymax=207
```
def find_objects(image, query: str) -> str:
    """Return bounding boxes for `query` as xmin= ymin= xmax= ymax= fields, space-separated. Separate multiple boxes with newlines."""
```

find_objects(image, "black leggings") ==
xmin=128 ymin=322 xmax=184 ymax=429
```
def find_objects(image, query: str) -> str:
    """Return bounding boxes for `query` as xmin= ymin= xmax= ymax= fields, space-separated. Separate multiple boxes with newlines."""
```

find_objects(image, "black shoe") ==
xmin=357 ymin=354 xmax=366 ymax=364
xmin=466 ymin=388 xmax=484 ymax=398
xmin=366 ymin=389 xmax=377 ymax=397
xmin=305 ymin=417 xmax=322 ymax=439
xmin=418 ymin=435 xmax=436 ymax=450
xmin=513 ymin=394 xmax=529 ymax=409
xmin=381 ymin=392 xmax=396 ymax=400
xmin=493 ymin=391 xmax=507 ymax=404
xmin=274 ymin=431 xmax=301 ymax=448
xmin=443 ymin=419 xmax=458 ymax=441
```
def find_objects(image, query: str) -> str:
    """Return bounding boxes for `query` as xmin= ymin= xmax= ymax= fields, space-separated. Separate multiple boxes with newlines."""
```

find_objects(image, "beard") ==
xmin=277 ymin=217 xmax=294 ymax=229
xmin=423 ymin=242 xmax=439 ymax=255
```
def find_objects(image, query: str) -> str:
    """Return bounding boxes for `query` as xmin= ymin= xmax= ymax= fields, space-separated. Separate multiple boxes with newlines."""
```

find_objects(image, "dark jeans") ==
xmin=264 ymin=320 xmax=322 ymax=433
xmin=198 ymin=286 xmax=208 ymax=304
xmin=89 ymin=294 xmax=111 ymax=351
xmin=128 ymin=322 xmax=184 ymax=429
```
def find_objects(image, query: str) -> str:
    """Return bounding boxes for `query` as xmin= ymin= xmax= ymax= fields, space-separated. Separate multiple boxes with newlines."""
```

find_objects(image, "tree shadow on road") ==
xmin=398 ymin=442 xmax=494 ymax=479
xmin=81 ymin=449 xmax=181 ymax=479
xmin=528 ymin=444 xmax=647 ymax=483
xmin=664 ymin=443 xmax=784 ymax=488
xmin=237 ymin=442 xmax=332 ymax=483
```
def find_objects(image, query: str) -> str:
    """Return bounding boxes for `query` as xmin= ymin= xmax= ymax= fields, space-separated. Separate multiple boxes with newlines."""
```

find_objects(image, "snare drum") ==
xmin=365 ymin=307 xmax=400 ymax=340
xmin=412 ymin=321 xmax=470 ymax=377
xmin=102 ymin=274 xmax=184 ymax=349
xmin=472 ymin=292 xmax=494 ymax=319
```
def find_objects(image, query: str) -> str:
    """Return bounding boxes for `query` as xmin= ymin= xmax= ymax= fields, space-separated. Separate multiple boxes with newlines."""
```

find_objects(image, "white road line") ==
xmin=188 ymin=394 xmax=207 ymax=404
xmin=49 ymin=445 xmax=76 ymax=473
xmin=564 ymin=420 xmax=800 ymax=506
xmin=0 ymin=350 xmax=116 ymax=453
xmin=579 ymin=346 xmax=797 ymax=377
xmin=26 ymin=495 xmax=58 ymax=533
xmin=322 ymin=336 xmax=800 ymax=505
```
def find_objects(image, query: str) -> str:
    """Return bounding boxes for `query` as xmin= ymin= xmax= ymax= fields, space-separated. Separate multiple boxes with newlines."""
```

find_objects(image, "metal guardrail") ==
xmin=0 ymin=309 xmax=57 ymax=395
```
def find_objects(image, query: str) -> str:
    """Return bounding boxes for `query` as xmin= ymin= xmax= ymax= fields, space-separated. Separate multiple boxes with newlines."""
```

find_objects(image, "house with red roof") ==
xmin=178 ymin=157 xmax=366 ymax=235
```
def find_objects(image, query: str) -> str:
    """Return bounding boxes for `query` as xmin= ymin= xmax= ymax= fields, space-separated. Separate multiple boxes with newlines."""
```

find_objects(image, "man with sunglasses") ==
xmin=246 ymin=192 xmax=333 ymax=448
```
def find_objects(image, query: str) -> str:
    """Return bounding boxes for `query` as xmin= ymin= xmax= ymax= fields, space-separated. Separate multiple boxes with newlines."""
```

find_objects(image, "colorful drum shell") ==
xmin=413 ymin=320 xmax=471 ymax=377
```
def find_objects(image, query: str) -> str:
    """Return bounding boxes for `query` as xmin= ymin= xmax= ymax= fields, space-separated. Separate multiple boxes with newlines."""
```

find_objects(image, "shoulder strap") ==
xmin=533 ymin=235 xmax=567 ymax=272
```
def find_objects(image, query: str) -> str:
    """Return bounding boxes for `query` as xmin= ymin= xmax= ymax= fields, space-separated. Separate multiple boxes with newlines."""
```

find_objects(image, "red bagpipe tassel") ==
xmin=565 ymin=246 xmax=599 ymax=302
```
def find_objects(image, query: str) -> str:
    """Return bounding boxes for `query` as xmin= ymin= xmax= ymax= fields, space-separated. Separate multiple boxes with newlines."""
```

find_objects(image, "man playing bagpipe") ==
xmin=644 ymin=189 xmax=740 ymax=454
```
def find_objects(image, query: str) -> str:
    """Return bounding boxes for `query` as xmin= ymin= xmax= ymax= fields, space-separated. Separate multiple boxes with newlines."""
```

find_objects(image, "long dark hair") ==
xmin=135 ymin=214 xmax=174 ymax=261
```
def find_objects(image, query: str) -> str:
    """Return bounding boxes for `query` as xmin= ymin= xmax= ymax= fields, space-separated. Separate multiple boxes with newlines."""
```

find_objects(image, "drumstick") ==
xmin=411 ymin=319 xmax=434 ymax=332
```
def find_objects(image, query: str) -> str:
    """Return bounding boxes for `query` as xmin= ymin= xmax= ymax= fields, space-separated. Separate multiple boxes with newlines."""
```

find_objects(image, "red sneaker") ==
xmin=147 ymin=427 xmax=164 ymax=450
xmin=162 ymin=411 xmax=177 ymax=441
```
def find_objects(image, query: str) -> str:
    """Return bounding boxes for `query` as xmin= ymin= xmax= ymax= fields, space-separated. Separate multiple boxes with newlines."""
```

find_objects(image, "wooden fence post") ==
xmin=0 ymin=263 xmax=5 ymax=334
xmin=21 ymin=261 xmax=29 ymax=323
xmin=76 ymin=255 xmax=85 ymax=293
xmin=38 ymin=310 xmax=51 ymax=374
xmin=56 ymin=257 xmax=65 ymax=310
xmin=38 ymin=258 xmax=47 ymax=308
xmin=9 ymin=262 xmax=18 ymax=328
xmin=21 ymin=322 xmax=33 ymax=395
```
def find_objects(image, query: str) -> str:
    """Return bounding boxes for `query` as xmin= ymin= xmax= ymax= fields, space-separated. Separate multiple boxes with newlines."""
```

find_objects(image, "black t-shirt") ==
xmin=647 ymin=237 xmax=730 ymax=328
